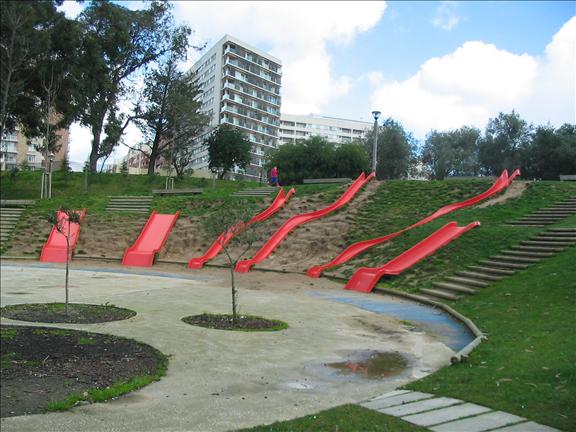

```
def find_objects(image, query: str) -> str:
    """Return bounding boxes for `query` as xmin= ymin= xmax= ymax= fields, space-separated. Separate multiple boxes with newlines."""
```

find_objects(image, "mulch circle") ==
xmin=182 ymin=313 xmax=288 ymax=331
xmin=0 ymin=303 xmax=136 ymax=324
xmin=0 ymin=325 xmax=165 ymax=418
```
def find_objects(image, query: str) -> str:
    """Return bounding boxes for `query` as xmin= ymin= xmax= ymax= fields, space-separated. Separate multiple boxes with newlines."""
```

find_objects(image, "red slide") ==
xmin=345 ymin=221 xmax=480 ymax=293
xmin=188 ymin=187 xmax=296 ymax=269
xmin=307 ymin=169 xmax=520 ymax=278
xmin=40 ymin=209 xmax=87 ymax=263
xmin=122 ymin=211 xmax=180 ymax=267
xmin=235 ymin=172 xmax=375 ymax=273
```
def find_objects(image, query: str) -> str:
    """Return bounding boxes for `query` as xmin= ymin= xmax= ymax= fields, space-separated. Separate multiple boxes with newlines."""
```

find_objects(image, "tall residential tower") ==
xmin=190 ymin=35 xmax=282 ymax=179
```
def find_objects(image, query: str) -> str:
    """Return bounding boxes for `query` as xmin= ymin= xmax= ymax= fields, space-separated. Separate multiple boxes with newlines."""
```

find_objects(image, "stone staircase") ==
xmin=105 ymin=196 xmax=152 ymax=213
xmin=0 ymin=207 xmax=25 ymax=246
xmin=420 ymin=227 xmax=576 ymax=302
xmin=232 ymin=186 xmax=278 ymax=197
xmin=507 ymin=197 xmax=576 ymax=226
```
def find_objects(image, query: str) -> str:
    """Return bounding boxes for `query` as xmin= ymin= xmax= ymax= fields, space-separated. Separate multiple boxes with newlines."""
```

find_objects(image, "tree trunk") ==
xmin=65 ymin=219 xmax=70 ymax=315
xmin=222 ymin=245 xmax=238 ymax=323
xmin=90 ymin=125 xmax=102 ymax=172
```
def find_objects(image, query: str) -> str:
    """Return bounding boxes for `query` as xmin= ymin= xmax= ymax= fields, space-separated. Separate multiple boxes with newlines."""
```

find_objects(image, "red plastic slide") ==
xmin=122 ymin=211 xmax=180 ymax=267
xmin=235 ymin=172 xmax=375 ymax=273
xmin=345 ymin=221 xmax=480 ymax=293
xmin=188 ymin=187 xmax=296 ymax=269
xmin=307 ymin=169 xmax=520 ymax=278
xmin=40 ymin=209 xmax=87 ymax=263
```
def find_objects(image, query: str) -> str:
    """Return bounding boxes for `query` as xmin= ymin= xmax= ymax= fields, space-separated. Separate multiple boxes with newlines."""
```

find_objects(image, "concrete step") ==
xmin=479 ymin=260 xmax=529 ymax=269
xmin=507 ymin=223 xmax=548 ymax=227
xmin=433 ymin=282 xmax=477 ymax=294
xmin=531 ymin=236 xmax=576 ymax=243
xmin=538 ymin=231 xmax=576 ymax=238
xmin=445 ymin=276 xmax=489 ymax=288
xmin=501 ymin=250 xmax=555 ymax=258
xmin=515 ymin=218 xmax=563 ymax=223
xmin=420 ymin=288 xmax=460 ymax=301
xmin=511 ymin=245 xmax=565 ymax=252
xmin=456 ymin=271 xmax=505 ymax=282
xmin=533 ymin=210 xmax=575 ymax=215
xmin=108 ymin=195 xmax=153 ymax=199
xmin=547 ymin=227 xmax=576 ymax=232
xmin=492 ymin=255 xmax=542 ymax=264
xmin=543 ymin=207 xmax=576 ymax=212
xmin=106 ymin=208 xmax=149 ymax=212
xmin=521 ymin=240 xmax=573 ymax=247
xmin=523 ymin=213 xmax=570 ymax=218
xmin=468 ymin=265 xmax=516 ymax=276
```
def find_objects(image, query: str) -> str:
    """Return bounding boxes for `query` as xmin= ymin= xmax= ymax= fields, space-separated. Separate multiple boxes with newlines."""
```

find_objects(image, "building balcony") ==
xmin=222 ymin=81 xmax=281 ymax=107
xmin=225 ymin=59 xmax=281 ymax=85
xmin=222 ymin=94 xmax=280 ymax=117
xmin=224 ymin=47 xmax=282 ymax=76
xmin=224 ymin=70 xmax=280 ymax=96
xmin=221 ymin=105 xmax=280 ymax=127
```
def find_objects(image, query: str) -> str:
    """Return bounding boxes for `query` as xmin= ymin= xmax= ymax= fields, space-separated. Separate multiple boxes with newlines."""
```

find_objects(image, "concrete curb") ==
xmin=374 ymin=287 xmax=485 ymax=364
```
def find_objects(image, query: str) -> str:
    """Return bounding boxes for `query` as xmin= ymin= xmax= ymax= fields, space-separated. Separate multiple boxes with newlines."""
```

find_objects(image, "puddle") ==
xmin=326 ymin=351 xmax=407 ymax=379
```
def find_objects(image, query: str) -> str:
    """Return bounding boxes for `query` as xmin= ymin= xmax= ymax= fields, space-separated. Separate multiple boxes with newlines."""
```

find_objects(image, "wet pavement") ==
xmin=1 ymin=261 xmax=459 ymax=432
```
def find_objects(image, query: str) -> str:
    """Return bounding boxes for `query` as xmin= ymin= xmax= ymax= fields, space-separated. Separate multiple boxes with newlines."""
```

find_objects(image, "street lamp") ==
xmin=371 ymin=110 xmax=381 ymax=173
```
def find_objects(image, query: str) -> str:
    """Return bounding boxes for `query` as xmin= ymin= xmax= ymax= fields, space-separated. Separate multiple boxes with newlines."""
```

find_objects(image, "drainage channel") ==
xmin=310 ymin=292 xmax=475 ymax=352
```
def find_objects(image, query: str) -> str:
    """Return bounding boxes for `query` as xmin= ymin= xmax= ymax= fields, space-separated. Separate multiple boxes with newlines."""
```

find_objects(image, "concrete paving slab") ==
xmin=402 ymin=402 xmax=491 ymax=426
xmin=491 ymin=421 xmax=561 ymax=432
xmin=379 ymin=397 xmax=462 ymax=416
xmin=360 ymin=391 xmax=435 ymax=410
xmin=0 ymin=262 xmax=455 ymax=432
xmin=431 ymin=411 xmax=527 ymax=432
xmin=370 ymin=389 xmax=412 ymax=401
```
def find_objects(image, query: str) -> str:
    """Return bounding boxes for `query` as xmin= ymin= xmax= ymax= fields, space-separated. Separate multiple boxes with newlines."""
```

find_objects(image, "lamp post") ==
xmin=371 ymin=110 xmax=381 ymax=174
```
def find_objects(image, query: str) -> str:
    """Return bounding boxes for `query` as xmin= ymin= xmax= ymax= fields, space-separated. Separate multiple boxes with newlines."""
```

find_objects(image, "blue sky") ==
xmin=59 ymin=1 xmax=575 ymax=164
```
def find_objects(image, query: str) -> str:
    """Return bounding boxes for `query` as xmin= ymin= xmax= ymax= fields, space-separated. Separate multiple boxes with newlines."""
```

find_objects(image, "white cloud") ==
xmin=370 ymin=17 xmax=575 ymax=139
xmin=58 ymin=1 xmax=84 ymax=18
xmin=432 ymin=1 xmax=460 ymax=31
xmin=174 ymin=1 xmax=386 ymax=114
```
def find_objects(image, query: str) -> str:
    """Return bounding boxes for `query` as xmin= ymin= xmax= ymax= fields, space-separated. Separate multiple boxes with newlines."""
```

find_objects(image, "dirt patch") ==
xmin=1 ymin=303 xmax=136 ymax=324
xmin=0 ymin=325 xmax=164 ymax=418
xmin=208 ymin=181 xmax=381 ymax=273
xmin=476 ymin=181 xmax=527 ymax=208
xmin=75 ymin=213 xmax=149 ymax=258
xmin=181 ymin=313 xmax=287 ymax=331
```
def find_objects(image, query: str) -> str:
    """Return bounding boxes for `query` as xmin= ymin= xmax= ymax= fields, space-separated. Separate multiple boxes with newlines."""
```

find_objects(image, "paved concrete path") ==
xmin=0 ymin=262 xmax=452 ymax=432
xmin=361 ymin=390 xmax=560 ymax=432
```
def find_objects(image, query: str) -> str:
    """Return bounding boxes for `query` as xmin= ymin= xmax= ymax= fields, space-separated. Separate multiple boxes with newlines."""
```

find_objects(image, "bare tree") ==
xmin=203 ymin=202 xmax=264 ymax=323
xmin=47 ymin=208 xmax=81 ymax=315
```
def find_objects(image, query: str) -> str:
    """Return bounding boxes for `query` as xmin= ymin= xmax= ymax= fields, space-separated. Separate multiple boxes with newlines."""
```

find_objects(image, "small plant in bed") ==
xmin=0 ymin=303 xmax=136 ymax=324
xmin=194 ymin=201 xmax=288 ymax=331
xmin=182 ymin=313 xmax=288 ymax=332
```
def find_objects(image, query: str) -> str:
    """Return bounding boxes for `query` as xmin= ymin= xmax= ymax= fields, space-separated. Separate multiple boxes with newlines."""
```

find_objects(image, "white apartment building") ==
xmin=279 ymin=114 xmax=372 ymax=145
xmin=190 ymin=35 xmax=282 ymax=179
xmin=0 ymin=127 xmax=69 ymax=171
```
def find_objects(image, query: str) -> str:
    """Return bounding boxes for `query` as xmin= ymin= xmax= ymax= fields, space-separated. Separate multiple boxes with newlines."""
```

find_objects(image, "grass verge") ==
xmin=238 ymin=404 xmax=428 ymax=431
xmin=47 ymin=348 xmax=168 ymax=412
xmin=405 ymin=247 xmax=576 ymax=431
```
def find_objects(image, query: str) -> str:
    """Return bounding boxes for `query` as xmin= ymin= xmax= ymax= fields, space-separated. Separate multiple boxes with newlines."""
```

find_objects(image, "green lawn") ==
xmin=238 ymin=404 xmax=428 ymax=432
xmin=406 ymin=247 xmax=576 ymax=431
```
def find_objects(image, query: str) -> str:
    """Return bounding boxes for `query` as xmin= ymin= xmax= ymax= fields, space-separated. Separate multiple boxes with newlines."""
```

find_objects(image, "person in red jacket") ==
xmin=269 ymin=166 xmax=279 ymax=186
